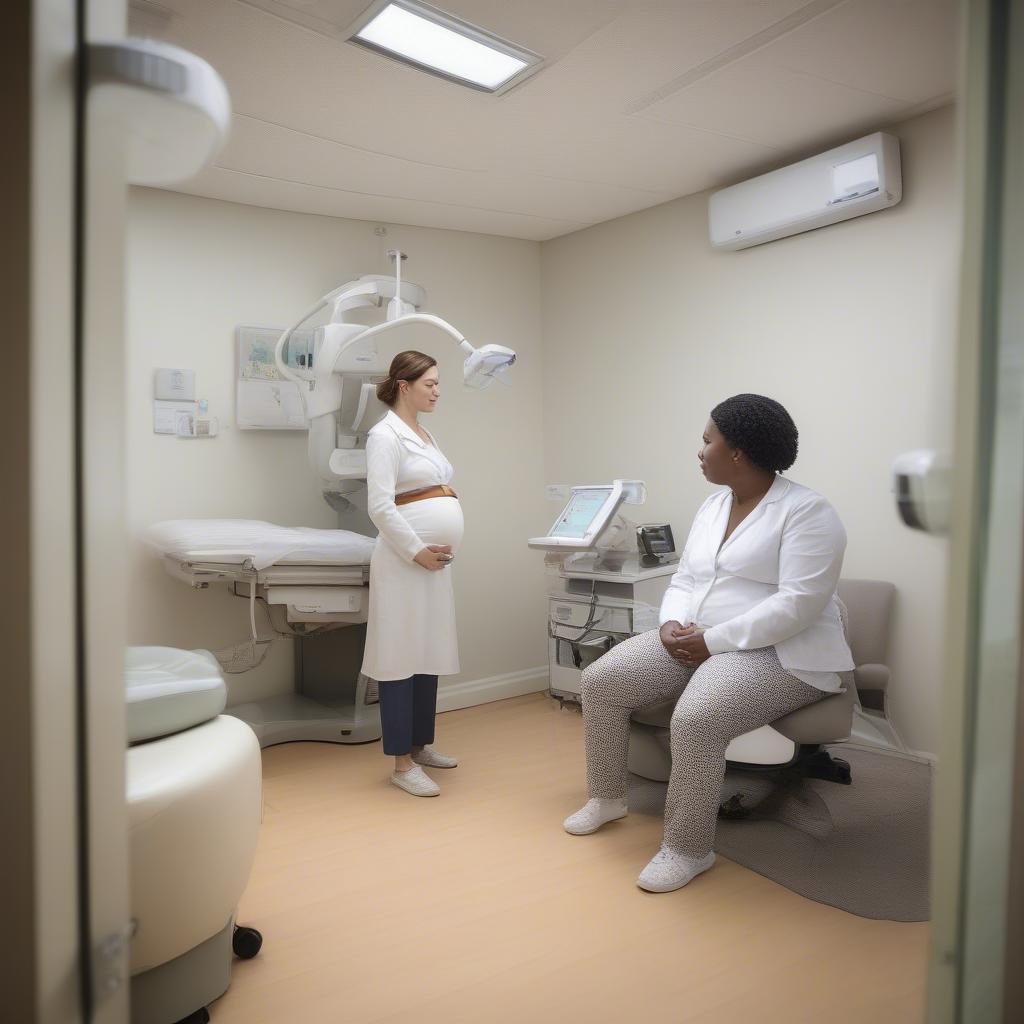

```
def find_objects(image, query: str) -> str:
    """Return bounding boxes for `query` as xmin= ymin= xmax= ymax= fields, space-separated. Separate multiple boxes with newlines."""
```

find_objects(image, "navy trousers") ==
xmin=378 ymin=674 xmax=439 ymax=755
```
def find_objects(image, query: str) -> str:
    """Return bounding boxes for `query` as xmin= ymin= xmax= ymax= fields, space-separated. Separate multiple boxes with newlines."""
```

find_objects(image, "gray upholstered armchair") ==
xmin=626 ymin=578 xmax=897 ymax=785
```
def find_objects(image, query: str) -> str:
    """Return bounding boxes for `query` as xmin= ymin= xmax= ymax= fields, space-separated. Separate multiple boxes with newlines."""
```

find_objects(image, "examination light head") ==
xmin=463 ymin=344 xmax=517 ymax=390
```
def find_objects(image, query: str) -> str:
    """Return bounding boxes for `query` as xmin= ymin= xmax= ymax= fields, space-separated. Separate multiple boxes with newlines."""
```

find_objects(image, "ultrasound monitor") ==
xmin=528 ymin=484 xmax=624 ymax=550
xmin=549 ymin=487 xmax=613 ymax=538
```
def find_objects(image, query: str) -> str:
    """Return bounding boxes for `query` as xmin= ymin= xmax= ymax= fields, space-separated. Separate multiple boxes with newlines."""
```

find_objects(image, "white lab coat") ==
xmin=361 ymin=411 xmax=463 ymax=681
xmin=659 ymin=475 xmax=854 ymax=692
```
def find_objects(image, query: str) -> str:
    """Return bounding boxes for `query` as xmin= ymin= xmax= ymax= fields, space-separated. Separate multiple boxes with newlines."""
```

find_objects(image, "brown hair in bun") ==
xmin=376 ymin=350 xmax=438 ymax=407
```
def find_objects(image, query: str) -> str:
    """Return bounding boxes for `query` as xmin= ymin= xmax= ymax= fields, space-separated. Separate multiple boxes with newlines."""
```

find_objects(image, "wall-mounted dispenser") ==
xmin=893 ymin=449 xmax=952 ymax=534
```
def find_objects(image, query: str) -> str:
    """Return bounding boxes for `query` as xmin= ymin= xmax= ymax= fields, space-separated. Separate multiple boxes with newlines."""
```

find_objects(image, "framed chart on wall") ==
xmin=235 ymin=325 xmax=312 ymax=430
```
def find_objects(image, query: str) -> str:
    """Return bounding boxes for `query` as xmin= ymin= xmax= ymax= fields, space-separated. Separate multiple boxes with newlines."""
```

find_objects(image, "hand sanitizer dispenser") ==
xmin=893 ymin=450 xmax=951 ymax=534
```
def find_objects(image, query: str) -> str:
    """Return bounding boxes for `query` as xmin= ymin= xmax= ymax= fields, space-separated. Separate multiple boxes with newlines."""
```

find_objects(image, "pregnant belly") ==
xmin=399 ymin=497 xmax=464 ymax=552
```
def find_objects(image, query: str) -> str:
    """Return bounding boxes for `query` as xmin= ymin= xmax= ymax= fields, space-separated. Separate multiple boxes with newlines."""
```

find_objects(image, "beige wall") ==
xmin=127 ymin=105 xmax=957 ymax=754
xmin=540 ymin=106 xmax=957 ymax=756
xmin=126 ymin=189 xmax=549 ymax=704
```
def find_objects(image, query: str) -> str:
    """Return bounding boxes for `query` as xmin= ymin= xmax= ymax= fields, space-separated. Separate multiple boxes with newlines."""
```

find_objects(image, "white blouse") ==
xmin=659 ymin=475 xmax=854 ymax=692
xmin=365 ymin=410 xmax=455 ymax=562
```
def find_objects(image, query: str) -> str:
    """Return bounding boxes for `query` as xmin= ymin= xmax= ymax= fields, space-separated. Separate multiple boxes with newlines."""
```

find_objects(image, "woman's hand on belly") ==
xmin=414 ymin=545 xmax=454 ymax=571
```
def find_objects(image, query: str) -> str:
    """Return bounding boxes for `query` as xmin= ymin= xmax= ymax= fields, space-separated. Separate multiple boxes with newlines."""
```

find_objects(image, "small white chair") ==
xmin=126 ymin=647 xmax=263 ymax=1024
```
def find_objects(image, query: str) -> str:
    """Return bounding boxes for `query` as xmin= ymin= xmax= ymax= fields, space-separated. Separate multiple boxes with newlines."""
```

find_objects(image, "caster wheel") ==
xmin=173 ymin=1009 xmax=209 ymax=1024
xmin=233 ymin=924 xmax=263 ymax=959
xmin=718 ymin=794 xmax=751 ymax=821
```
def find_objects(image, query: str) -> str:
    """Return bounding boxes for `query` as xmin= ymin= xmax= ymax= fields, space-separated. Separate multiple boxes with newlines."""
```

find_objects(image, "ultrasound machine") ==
xmin=528 ymin=481 xmax=679 ymax=703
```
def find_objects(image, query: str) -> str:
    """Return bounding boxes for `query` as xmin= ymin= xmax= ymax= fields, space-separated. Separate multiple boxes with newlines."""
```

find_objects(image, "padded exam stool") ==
xmin=627 ymin=579 xmax=896 ymax=786
xmin=126 ymin=647 xmax=263 ymax=1024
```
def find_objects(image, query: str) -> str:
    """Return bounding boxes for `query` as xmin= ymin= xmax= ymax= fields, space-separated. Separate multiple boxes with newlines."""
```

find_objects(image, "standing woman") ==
xmin=362 ymin=350 xmax=463 ymax=797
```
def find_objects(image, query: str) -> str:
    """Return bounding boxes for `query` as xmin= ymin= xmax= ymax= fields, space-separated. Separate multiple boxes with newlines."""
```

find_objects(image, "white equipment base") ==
xmin=724 ymin=724 xmax=799 ymax=767
xmin=128 ymin=715 xmax=261 ymax=976
xmin=628 ymin=721 xmax=800 ymax=781
xmin=546 ymin=554 xmax=677 ymax=701
xmin=228 ymin=692 xmax=381 ymax=748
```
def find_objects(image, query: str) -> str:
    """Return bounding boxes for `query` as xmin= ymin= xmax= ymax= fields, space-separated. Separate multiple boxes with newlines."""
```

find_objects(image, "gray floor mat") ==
xmin=628 ymin=745 xmax=932 ymax=922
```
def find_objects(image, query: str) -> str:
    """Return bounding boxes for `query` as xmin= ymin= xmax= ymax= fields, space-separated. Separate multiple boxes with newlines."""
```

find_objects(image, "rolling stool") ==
xmin=125 ymin=647 xmax=264 ymax=1024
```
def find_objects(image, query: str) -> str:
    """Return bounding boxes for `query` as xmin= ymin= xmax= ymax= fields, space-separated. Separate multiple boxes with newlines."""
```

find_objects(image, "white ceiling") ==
xmin=130 ymin=0 xmax=957 ymax=241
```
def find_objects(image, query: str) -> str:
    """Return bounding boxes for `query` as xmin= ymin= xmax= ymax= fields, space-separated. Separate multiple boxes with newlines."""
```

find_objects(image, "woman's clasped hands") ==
xmin=414 ymin=545 xmax=454 ymax=571
xmin=659 ymin=620 xmax=712 ymax=668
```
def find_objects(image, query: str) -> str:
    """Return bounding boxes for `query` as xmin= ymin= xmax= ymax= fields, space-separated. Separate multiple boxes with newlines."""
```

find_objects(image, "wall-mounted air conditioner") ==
xmin=708 ymin=132 xmax=902 ymax=251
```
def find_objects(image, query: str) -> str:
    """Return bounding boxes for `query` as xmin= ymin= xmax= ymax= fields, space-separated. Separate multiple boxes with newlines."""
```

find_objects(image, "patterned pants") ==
xmin=580 ymin=630 xmax=823 ymax=858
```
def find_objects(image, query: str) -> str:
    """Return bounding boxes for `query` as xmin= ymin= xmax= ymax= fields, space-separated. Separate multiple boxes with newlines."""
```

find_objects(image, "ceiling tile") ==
xmin=638 ymin=56 xmax=909 ymax=150
xmin=761 ymin=0 xmax=957 ymax=103
xmin=134 ymin=0 xmax=957 ymax=239
xmin=178 ymin=165 xmax=583 ymax=239
xmin=237 ymin=0 xmax=628 ymax=63
xmin=491 ymin=117 xmax=779 ymax=195
xmin=214 ymin=113 xmax=675 ymax=223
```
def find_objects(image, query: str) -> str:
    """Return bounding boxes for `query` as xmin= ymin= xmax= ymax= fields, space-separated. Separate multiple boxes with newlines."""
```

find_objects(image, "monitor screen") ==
xmin=549 ymin=487 xmax=613 ymax=539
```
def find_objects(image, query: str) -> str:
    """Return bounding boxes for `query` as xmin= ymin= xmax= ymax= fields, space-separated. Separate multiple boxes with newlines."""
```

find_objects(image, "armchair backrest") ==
xmin=836 ymin=578 xmax=896 ymax=668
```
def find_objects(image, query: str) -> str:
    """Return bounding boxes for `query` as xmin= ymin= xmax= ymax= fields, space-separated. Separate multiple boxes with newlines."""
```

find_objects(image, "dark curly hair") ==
xmin=710 ymin=394 xmax=799 ymax=473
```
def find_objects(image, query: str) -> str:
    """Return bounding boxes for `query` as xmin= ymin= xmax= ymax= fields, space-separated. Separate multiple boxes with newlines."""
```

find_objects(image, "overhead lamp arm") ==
xmin=274 ymin=286 xmax=515 ymax=395
xmin=334 ymin=313 xmax=473 ymax=369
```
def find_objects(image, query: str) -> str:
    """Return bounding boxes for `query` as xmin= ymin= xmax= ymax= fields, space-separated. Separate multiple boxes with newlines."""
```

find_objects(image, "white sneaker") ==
xmin=390 ymin=765 xmax=440 ymax=797
xmin=563 ymin=797 xmax=628 ymax=835
xmin=412 ymin=746 xmax=458 ymax=769
xmin=636 ymin=847 xmax=716 ymax=893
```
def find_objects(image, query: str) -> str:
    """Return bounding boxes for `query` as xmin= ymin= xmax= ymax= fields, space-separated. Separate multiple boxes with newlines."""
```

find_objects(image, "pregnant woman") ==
xmin=362 ymin=350 xmax=464 ymax=798
xmin=564 ymin=394 xmax=853 ymax=891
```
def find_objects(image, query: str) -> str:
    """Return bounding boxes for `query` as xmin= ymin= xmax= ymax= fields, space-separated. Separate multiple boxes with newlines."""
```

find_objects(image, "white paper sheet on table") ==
xmin=145 ymin=519 xmax=377 ymax=570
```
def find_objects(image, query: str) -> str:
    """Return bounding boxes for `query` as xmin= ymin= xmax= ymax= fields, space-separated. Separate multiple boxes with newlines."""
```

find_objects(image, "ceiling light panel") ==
xmin=350 ymin=1 xmax=542 ymax=93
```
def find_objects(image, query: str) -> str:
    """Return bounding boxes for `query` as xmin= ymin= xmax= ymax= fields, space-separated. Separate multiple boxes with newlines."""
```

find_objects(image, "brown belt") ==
xmin=395 ymin=484 xmax=458 ymax=506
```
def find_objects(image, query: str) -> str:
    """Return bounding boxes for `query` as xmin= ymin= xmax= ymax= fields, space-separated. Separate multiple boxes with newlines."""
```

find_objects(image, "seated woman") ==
xmin=563 ymin=394 xmax=854 ymax=893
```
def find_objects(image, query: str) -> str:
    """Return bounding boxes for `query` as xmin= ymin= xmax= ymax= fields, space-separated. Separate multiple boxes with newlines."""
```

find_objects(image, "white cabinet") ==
xmin=545 ymin=556 xmax=677 ymax=701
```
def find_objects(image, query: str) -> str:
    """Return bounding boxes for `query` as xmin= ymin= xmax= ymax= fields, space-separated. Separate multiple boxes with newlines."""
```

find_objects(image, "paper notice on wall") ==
xmin=237 ymin=378 xmax=308 ymax=430
xmin=154 ymin=399 xmax=198 ymax=434
xmin=235 ymin=324 xmax=311 ymax=430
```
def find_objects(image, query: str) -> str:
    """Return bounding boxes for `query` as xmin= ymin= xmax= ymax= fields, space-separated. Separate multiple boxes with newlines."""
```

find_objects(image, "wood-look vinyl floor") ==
xmin=211 ymin=693 xmax=928 ymax=1024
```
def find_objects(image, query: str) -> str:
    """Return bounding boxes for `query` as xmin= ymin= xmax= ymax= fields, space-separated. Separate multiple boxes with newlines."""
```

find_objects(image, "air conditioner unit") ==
xmin=708 ymin=132 xmax=902 ymax=251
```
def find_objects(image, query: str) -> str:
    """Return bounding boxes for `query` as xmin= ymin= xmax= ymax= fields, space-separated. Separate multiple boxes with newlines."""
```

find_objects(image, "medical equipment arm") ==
xmin=318 ymin=311 xmax=515 ymax=390
xmin=344 ymin=312 xmax=469 ymax=358
xmin=273 ymin=279 xmax=376 ymax=386
xmin=274 ymin=295 xmax=515 ymax=394
xmin=271 ymin=266 xmax=516 ymax=506
xmin=274 ymin=297 xmax=328 ymax=386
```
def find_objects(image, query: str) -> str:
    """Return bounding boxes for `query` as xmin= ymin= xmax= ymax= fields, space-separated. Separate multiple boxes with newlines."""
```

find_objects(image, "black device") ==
xmin=636 ymin=523 xmax=676 ymax=564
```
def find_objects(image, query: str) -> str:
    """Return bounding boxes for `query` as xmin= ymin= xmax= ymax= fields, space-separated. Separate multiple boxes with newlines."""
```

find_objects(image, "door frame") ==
xmin=929 ymin=0 xmax=1024 ymax=1020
